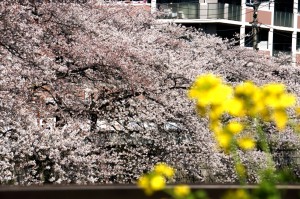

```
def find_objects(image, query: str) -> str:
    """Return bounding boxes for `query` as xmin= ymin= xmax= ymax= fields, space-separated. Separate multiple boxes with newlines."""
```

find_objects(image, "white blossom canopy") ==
xmin=0 ymin=0 xmax=299 ymax=184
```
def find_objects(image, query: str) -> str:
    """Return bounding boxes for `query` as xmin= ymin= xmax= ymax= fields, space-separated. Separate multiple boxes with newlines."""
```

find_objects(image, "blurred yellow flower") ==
xmin=226 ymin=122 xmax=244 ymax=135
xmin=150 ymin=175 xmax=165 ymax=191
xmin=262 ymin=83 xmax=285 ymax=95
xmin=262 ymin=83 xmax=295 ymax=109
xmin=209 ymin=105 xmax=225 ymax=121
xmin=225 ymin=98 xmax=245 ymax=117
xmin=154 ymin=163 xmax=175 ymax=178
xmin=188 ymin=74 xmax=233 ymax=108
xmin=222 ymin=189 xmax=250 ymax=199
xmin=209 ymin=120 xmax=222 ymax=133
xmin=188 ymin=73 xmax=297 ymax=153
xmin=259 ymin=108 xmax=271 ymax=122
xmin=188 ymin=74 xmax=221 ymax=100
xmin=296 ymin=107 xmax=300 ymax=116
xmin=250 ymin=101 xmax=265 ymax=117
xmin=174 ymin=185 xmax=191 ymax=198
xmin=264 ymin=94 xmax=295 ymax=109
xmin=278 ymin=94 xmax=296 ymax=108
xmin=193 ymin=73 xmax=221 ymax=89
xmin=210 ymin=84 xmax=233 ymax=105
xmin=272 ymin=109 xmax=288 ymax=131
xmin=237 ymin=137 xmax=255 ymax=150
xmin=235 ymin=189 xmax=250 ymax=199
xmin=235 ymin=81 xmax=259 ymax=97
xmin=215 ymin=132 xmax=232 ymax=151
xmin=138 ymin=175 xmax=149 ymax=189
xmin=138 ymin=175 xmax=152 ymax=195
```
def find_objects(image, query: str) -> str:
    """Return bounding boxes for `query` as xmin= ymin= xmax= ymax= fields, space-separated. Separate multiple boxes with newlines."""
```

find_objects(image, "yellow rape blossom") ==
xmin=235 ymin=82 xmax=263 ymax=112
xmin=215 ymin=131 xmax=232 ymax=151
xmin=262 ymin=83 xmax=295 ymax=109
xmin=154 ymin=163 xmax=175 ymax=178
xmin=235 ymin=189 xmax=250 ymax=199
xmin=209 ymin=105 xmax=225 ymax=121
xmin=193 ymin=73 xmax=222 ymax=89
xmin=224 ymin=98 xmax=245 ymax=117
xmin=174 ymin=185 xmax=191 ymax=198
xmin=250 ymin=99 xmax=265 ymax=117
xmin=272 ymin=109 xmax=288 ymax=131
xmin=209 ymin=84 xmax=233 ymax=106
xmin=138 ymin=175 xmax=149 ymax=189
xmin=237 ymin=137 xmax=255 ymax=150
xmin=222 ymin=189 xmax=251 ymax=199
xmin=296 ymin=107 xmax=300 ymax=116
xmin=264 ymin=94 xmax=296 ymax=109
xmin=235 ymin=81 xmax=259 ymax=97
xmin=226 ymin=121 xmax=244 ymax=135
xmin=188 ymin=74 xmax=221 ymax=100
xmin=259 ymin=108 xmax=272 ymax=122
xmin=150 ymin=175 xmax=166 ymax=191
xmin=262 ymin=83 xmax=285 ymax=95
xmin=277 ymin=94 xmax=296 ymax=108
xmin=188 ymin=73 xmax=297 ymax=153
xmin=209 ymin=120 xmax=223 ymax=133
xmin=138 ymin=163 xmax=172 ymax=195
xmin=138 ymin=175 xmax=152 ymax=195
xmin=188 ymin=74 xmax=233 ymax=107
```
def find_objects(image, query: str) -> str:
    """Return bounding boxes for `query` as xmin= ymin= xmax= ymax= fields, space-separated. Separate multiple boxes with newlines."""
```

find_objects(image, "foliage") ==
xmin=1 ymin=0 xmax=300 ymax=184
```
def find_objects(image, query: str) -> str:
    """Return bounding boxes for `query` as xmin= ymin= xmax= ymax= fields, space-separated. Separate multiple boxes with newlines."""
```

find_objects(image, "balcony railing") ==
xmin=157 ymin=3 xmax=241 ymax=21
xmin=158 ymin=3 xmax=199 ymax=19
xmin=274 ymin=11 xmax=293 ymax=28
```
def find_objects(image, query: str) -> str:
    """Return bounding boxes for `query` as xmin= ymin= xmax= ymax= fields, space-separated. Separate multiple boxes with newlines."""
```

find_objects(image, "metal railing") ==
xmin=157 ymin=3 xmax=241 ymax=21
xmin=158 ymin=3 xmax=200 ymax=19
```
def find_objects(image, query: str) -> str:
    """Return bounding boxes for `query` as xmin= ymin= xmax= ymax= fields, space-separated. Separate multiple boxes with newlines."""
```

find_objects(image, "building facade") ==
xmin=152 ymin=0 xmax=300 ymax=64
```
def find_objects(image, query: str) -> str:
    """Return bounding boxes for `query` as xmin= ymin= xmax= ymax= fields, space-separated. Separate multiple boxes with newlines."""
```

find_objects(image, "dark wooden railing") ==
xmin=1 ymin=184 xmax=300 ymax=199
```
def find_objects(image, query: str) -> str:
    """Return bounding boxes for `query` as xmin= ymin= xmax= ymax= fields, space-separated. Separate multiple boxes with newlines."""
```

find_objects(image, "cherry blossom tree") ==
xmin=0 ymin=0 xmax=299 ymax=184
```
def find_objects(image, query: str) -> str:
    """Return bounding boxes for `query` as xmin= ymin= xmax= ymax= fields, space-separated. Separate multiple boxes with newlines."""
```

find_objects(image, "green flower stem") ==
xmin=255 ymin=118 xmax=276 ymax=180
xmin=231 ymin=141 xmax=247 ymax=185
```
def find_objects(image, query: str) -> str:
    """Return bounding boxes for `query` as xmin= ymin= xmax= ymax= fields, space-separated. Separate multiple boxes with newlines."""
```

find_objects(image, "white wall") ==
xmin=206 ymin=0 xmax=218 ymax=3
